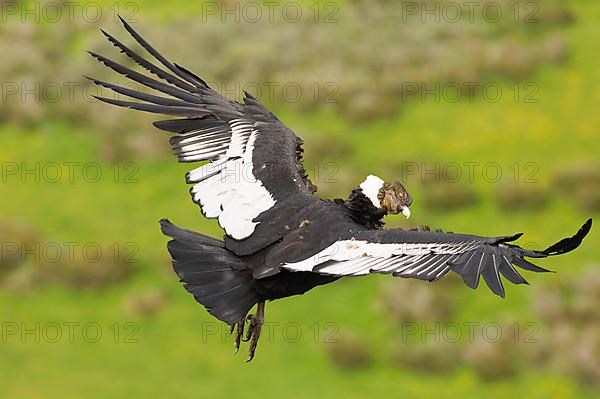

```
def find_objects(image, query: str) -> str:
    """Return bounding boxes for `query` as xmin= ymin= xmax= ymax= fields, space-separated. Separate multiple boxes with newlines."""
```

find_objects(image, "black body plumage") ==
xmin=336 ymin=188 xmax=387 ymax=229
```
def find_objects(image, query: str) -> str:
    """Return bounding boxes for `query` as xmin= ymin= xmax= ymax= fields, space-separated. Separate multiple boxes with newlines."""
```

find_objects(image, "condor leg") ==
xmin=243 ymin=301 xmax=265 ymax=362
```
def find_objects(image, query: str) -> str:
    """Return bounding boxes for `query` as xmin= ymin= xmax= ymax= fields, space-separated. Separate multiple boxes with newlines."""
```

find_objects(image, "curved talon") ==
xmin=246 ymin=320 xmax=262 ymax=362
xmin=242 ymin=314 xmax=254 ymax=342
xmin=246 ymin=302 xmax=265 ymax=362
xmin=232 ymin=317 xmax=246 ymax=354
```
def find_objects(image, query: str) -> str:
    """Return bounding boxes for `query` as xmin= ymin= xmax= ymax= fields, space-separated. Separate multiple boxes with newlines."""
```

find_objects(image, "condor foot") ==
xmin=230 ymin=302 xmax=265 ymax=362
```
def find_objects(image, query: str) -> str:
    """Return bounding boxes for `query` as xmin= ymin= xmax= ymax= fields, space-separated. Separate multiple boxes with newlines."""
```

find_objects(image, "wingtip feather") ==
xmin=159 ymin=218 xmax=175 ymax=237
xmin=118 ymin=14 xmax=129 ymax=26
xmin=542 ymin=218 xmax=592 ymax=256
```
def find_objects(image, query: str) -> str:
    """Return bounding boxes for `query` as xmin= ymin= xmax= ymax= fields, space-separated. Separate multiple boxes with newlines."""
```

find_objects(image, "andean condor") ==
xmin=89 ymin=18 xmax=592 ymax=361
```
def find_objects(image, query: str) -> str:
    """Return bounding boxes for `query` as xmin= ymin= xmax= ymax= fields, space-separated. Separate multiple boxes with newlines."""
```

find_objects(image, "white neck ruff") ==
xmin=359 ymin=175 xmax=384 ymax=208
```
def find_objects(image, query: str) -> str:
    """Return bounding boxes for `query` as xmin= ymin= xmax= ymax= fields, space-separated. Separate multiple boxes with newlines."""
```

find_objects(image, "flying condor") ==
xmin=89 ymin=18 xmax=592 ymax=361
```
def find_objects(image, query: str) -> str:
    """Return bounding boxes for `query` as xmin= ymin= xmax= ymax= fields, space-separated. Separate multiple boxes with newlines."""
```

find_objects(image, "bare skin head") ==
xmin=378 ymin=181 xmax=412 ymax=218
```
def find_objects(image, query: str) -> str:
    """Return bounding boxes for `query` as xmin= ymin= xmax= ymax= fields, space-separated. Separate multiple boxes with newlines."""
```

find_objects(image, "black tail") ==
xmin=160 ymin=219 xmax=259 ymax=325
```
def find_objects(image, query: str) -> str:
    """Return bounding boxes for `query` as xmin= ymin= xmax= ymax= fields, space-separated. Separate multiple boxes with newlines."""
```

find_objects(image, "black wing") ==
xmin=279 ymin=219 xmax=592 ymax=297
xmin=89 ymin=18 xmax=320 ymax=252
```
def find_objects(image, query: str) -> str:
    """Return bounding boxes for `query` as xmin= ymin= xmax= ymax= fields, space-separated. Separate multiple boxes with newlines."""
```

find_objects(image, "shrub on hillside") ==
xmin=378 ymin=278 xmax=456 ymax=324
xmin=552 ymin=162 xmax=600 ymax=212
xmin=392 ymin=339 xmax=459 ymax=373
xmin=0 ymin=218 xmax=43 ymax=273
xmin=422 ymin=182 xmax=480 ymax=211
xmin=462 ymin=329 xmax=518 ymax=381
xmin=123 ymin=289 xmax=170 ymax=317
xmin=495 ymin=182 xmax=550 ymax=211
xmin=325 ymin=333 xmax=373 ymax=370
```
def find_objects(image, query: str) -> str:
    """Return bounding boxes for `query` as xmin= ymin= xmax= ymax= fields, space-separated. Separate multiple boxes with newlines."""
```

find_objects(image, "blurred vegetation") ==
xmin=375 ymin=267 xmax=600 ymax=386
xmin=0 ymin=217 xmax=136 ymax=292
xmin=531 ymin=268 xmax=600 ymax=388
xmin=0 ymin=0 xmax=598 ymax=398
xmin=553 ymin=161 xmax=600 ymax=212
xmin=495 ymin=181 xmax=549 ymax=211
xmin=122 ymin=288 xmax=170 ymax=317
xmin=325 ymin=332 xmax=374 ymax=370
xmin=0 ymin=0 xmax=576 ymax=135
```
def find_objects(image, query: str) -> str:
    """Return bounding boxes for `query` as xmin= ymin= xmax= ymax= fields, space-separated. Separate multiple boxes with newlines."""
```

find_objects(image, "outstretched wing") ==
xmin=89 ymin=18 xmax=318 ymax=250
xmin=280 ymin=219 xmax=592 ymax=297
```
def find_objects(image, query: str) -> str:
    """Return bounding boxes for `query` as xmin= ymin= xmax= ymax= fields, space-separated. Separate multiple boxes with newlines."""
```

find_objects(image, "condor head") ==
xmin=359 ymin=175 xmax=413 ymax=218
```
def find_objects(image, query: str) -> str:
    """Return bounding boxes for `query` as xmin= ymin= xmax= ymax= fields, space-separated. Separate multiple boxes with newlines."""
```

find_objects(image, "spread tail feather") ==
xmin=160 ymin=219 xmax=258 ymax=325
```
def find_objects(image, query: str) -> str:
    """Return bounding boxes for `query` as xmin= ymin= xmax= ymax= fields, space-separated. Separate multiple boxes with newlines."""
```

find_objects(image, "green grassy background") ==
xmin=0 ymin=1 xmax=598 ymax=398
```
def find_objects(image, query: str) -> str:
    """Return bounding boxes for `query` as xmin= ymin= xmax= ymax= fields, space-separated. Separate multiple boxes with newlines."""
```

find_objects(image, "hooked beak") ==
xmin=400 ymin=205 xmax=411 ymax=219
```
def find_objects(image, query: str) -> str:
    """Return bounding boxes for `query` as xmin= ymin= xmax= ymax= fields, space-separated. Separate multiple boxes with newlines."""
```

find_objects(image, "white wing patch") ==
xmin=282 ymin=239 xmax=478 ymax=279
xmin=182 ymin=119 xmax=276 ymax=240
